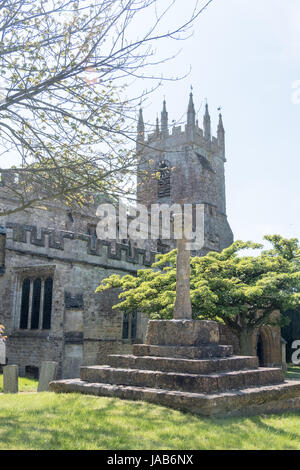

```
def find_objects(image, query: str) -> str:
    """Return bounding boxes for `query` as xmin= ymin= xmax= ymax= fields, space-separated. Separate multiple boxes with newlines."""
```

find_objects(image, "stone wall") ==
xmin=0 ymin=204 xmax=283 ymax=377
xmin=0 ymin=204 xmax=156 ymax=379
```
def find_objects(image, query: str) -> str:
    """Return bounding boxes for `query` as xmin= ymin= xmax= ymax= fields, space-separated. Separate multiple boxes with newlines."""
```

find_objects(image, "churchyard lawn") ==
xmin=0 ymin=374 xmax=37 ymax=393
xmin=0 ymin=366 xmax=299 ymax=450
xmin=286 ymin=365 xmax=300 ymax=381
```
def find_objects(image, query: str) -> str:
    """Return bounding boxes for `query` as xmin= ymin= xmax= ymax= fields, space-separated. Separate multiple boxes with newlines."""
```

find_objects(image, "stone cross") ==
xmin=173 ymin=204 xmax=192 ymax=320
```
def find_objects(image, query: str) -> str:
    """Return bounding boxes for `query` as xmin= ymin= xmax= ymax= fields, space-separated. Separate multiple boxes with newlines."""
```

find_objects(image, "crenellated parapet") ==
xmin=138 ymin=92 xmax=224 ymax=155
xmin=5 ymin=222 xmax=157 ymax=270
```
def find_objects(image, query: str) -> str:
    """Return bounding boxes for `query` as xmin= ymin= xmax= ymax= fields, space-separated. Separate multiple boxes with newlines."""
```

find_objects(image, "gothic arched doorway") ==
xmin=256 ymin=326 xmax=281 ymax=367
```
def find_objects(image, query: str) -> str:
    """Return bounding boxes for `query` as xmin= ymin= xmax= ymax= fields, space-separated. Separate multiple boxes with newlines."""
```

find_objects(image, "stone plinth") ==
xmin=50 ymin=379 xmax=300 ymax=418
xmin=3 ymin=365 xmax=18 ymax=393
xmin=49 ymin=318 xmax=300 ymax=418
xmin=145 ymin=320 xmax=219 ymax=346
xmin=38 ymin=361 xmax=58 ymax=392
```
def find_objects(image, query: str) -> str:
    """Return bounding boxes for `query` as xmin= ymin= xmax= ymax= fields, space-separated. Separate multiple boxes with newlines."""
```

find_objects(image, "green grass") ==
xmin=0 ymin=374 xmax=37 ymax=393
xmin=0 ymin=366 xmax=299 ymax=450
xmin=286 ymin=364 xmax=300 ymax=381
xmin=1 ymin=392 xmax=300 ymax=450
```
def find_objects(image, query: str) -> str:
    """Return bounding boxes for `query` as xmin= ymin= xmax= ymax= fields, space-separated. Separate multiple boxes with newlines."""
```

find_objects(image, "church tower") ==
xmin=136 ymin=91 xmax=233 ymax=254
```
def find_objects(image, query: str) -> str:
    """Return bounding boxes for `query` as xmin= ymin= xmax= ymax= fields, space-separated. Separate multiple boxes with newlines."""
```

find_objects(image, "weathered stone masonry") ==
xmin=0 ymin=91 xmax=283 ymax=378
xmin=136 ymin=95 xmax=233 ymax=255
xmin=0 ymin=218 xmax=156 ymax=379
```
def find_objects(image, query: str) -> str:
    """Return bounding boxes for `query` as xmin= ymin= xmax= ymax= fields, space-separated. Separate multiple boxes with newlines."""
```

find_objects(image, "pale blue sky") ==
xmin=136 ymin=0 xmax=300 ymax=246
xmin=3 ymin=0 xmax=299 ymax=248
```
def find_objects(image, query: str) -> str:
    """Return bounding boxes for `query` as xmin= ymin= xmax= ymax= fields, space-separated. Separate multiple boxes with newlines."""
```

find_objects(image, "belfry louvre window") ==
xmin=158 ymin=160 xmax=171 ymax=198
xmin=19 ymin=276 xmax=53 ymax=330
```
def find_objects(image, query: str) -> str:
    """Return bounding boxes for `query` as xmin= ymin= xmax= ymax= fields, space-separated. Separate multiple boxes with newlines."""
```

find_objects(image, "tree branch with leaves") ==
xmin=96 ymin=235 xmax=300 ymax=355
xmin=0 ymin=0 xmax=213 ymax=215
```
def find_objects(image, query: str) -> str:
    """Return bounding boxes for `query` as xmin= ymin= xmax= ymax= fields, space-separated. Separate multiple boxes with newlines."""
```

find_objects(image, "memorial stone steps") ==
xmin=49 ymin=320 xmax=300 ymax=417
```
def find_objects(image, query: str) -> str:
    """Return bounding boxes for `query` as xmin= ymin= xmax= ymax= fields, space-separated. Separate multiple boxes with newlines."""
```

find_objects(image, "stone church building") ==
xmin=0 ymin=93 xmax=283 ymax=379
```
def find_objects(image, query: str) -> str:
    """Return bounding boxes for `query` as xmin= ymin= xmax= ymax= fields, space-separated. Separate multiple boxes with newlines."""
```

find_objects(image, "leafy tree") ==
xmin=96 ymin=235 xmax=300 ymax=355
xmin=0 ymin=0 xmax=212 ymax=215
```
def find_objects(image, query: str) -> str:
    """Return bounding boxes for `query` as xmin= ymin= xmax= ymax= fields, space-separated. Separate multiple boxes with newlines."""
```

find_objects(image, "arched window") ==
xmin=42 ymin=277 xmax=53 ymax=330
xmin=31 ymin=278 xmax=42 ymax=329
xmin=20 ymin=278 xmax=30 ymax=329
xmin=122 ymin=311 xmax=137 ymax=341
xmin=158 ymin=160 xmax=171 ymax=198
xmin=122 ymin=312 xmax=129 ymax=339
xmin=131 ymin=311 xmax=137 ymax=339
xmin=19 ymin=275 xmax=53 ymax=331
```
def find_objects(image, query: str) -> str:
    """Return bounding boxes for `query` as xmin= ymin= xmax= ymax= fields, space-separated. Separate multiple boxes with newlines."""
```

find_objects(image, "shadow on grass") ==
xmin=0 ymin=394 xmax=181 ymax=449
xmin=1 ymin=393 xmax=300 ymax=450
xmin=286 ymin=365 xmax=300 ymax=381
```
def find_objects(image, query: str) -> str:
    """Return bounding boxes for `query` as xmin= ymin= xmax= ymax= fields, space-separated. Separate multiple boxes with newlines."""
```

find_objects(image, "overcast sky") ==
xmin=135 ymin=0 xmax=300 ymax=246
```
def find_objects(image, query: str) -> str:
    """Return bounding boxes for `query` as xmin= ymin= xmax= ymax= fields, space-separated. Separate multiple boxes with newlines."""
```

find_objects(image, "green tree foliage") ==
xmin=96 ymin=235 xmax=300 ymax=355
xmin=0 ymin=0 xmax=211 ymax=215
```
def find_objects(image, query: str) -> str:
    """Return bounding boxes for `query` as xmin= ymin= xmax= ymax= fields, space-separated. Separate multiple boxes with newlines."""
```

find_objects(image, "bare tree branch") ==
xmin=0 ymin=0 xmax=213 ymax=216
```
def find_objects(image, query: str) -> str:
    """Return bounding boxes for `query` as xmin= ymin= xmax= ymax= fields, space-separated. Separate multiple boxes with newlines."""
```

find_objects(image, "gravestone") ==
xmin=38 ymin=361 xmax=58 ymax=392
xmin=3 ymin=365 xmax=18 ymax=393
xmin=0 ymin=341 xmax=5 ymax=365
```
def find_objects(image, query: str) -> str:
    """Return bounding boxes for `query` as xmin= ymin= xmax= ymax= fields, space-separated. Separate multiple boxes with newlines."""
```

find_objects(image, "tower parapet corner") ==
xmin=172 ymin=125 xmax=183 ymax=137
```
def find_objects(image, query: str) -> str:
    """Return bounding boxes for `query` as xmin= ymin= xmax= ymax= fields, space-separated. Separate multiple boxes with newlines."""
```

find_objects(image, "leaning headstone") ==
xmin=38 ymin=361 xmax=58 ymax=392
xmin=3 ymin=365 xmax=18 ymax=393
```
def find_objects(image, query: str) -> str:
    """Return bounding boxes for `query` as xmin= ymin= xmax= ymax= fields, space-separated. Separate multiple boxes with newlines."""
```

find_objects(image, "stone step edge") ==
xmin=108 ymin=354 xmax=259 ymax=369
xmin=49 ymin=379 xmax=300 ymax=417
xmin=132 ymin=344 xmax=233 ymax=359
xmin=80 ymin=365 xmax=282 ymax=379
xmin=80 ymin=365 xmax=284 ymax=394
xmin=133 ymin=344 xmax=233 ymax=351
xmin=109 ymin=354 xmax=257 ymax=363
